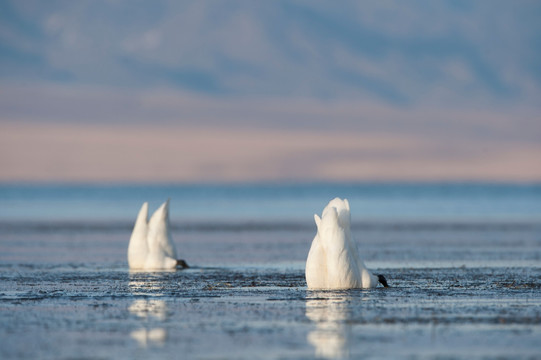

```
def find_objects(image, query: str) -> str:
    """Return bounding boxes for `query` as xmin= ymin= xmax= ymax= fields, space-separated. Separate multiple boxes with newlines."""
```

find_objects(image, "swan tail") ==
xmin=150 ymin=198 xmax=170 ymax=223
xmin=132 ymin=202 xmax=149 ymax=233
xmin=128 ymin=202 xmax=149 ymax=269
xmin=148 ymin=199 xmax=178 ymax=259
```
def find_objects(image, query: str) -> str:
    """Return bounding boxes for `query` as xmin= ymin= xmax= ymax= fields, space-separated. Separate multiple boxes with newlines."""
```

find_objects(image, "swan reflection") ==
xmin=130 ymin=327 xmax=167 ymax=347
xmin=129 ymin=299 xmax=168 ymax=347
xmin=129 ymin=299 xmax=168 ymax=321
xmin=306 ymin=292 xmax=352 ymax=359
xmin=128 ymin=274 xmax=167 ymax=296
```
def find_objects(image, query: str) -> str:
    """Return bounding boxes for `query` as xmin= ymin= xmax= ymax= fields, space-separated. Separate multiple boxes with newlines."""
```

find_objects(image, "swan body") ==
xmin=306 ymin=198 xmax=387 ymax=289
xmin=127 ymin=202 xmax=149 ymax=269
xmin=127 ymin=200 xmax=188 ymax=270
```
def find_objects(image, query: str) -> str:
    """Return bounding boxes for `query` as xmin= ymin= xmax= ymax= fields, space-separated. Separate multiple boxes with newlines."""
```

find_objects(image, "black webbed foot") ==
xmin=177 ymin=259 xmax=189 ymax=269
xmin=377 ymin=274 xmax=389 ymax=288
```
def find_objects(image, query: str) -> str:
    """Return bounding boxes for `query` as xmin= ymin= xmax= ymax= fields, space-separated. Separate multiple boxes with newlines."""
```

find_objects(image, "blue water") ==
xmin=1 ymin=182 xmax=540 ymax=222
xmin=1 ymin=182 xmax=541 ymax=359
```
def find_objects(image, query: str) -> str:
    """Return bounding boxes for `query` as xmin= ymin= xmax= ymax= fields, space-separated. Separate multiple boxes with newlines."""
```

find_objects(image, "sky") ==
xmin=1 ymin=0 xmax=540 ymax=183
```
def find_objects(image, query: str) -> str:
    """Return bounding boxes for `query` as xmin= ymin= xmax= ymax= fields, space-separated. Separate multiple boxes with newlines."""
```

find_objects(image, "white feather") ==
xmin=127 ymin=202 xmax=149 ymax=269
xmin=128 ymin=199 xmax=181 ymax=270
xmin=306 ymin=198 xmax=380 ymax=289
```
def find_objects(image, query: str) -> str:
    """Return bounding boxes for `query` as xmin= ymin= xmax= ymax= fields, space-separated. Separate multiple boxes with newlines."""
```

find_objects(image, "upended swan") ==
xmin=127 ymin=199 xmax=189 ymax=270
xmin=306 ymin=198 xmax=388 ymax=289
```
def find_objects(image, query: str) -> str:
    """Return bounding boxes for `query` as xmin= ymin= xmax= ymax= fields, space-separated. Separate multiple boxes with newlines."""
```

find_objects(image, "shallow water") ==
xmin=1 ymin=264 xmax=540 ymax=359
xmin=1 ymin=221 xmax=541 ymax=359
xmin=1 ymin=183 xmax=541 ymax=359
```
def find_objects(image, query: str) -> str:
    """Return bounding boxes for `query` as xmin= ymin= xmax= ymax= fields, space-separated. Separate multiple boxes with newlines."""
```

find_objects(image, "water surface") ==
xmin=1 ymin=183 xmax=540 ymax=359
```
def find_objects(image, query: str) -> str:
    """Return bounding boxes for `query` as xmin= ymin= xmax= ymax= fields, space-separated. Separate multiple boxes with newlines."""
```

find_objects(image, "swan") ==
xmin=127 ymin=199 xmax=189 ymax=270
xmin=306 ymin=198 xmax=388 ymax=289
xmin=127 ymin=202 xmax=149 ymax=269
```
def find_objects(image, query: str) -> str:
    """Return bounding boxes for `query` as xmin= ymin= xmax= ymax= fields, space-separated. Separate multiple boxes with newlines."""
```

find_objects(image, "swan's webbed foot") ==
xmin=177 ymin=259 xmax=189 ymax=269
xmin=377 ymin=274 xmax=389 ymax=288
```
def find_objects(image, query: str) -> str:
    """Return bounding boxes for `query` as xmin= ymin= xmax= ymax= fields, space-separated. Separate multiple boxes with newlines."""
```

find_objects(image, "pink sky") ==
xmin=1 ymin=2 xmax=540 ymax=183
xmin=2 ymin=120 xmax=540 ymax=183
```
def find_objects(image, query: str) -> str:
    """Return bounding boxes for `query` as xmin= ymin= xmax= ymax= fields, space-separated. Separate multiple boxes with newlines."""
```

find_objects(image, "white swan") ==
xmin=306 ymin=198 xmax=388 ymax=289
xmin=127 ymin=202 xmax=149 ymax=269
xmin=127 ymin=199 xmax=189 ymax=270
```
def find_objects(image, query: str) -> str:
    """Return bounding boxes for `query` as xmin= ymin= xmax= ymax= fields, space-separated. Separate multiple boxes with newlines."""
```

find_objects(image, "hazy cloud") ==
xmin=1 ymin=0 xmax=540 ymax=103
xmin=1 ymin=0 xmax=540 ymax=182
